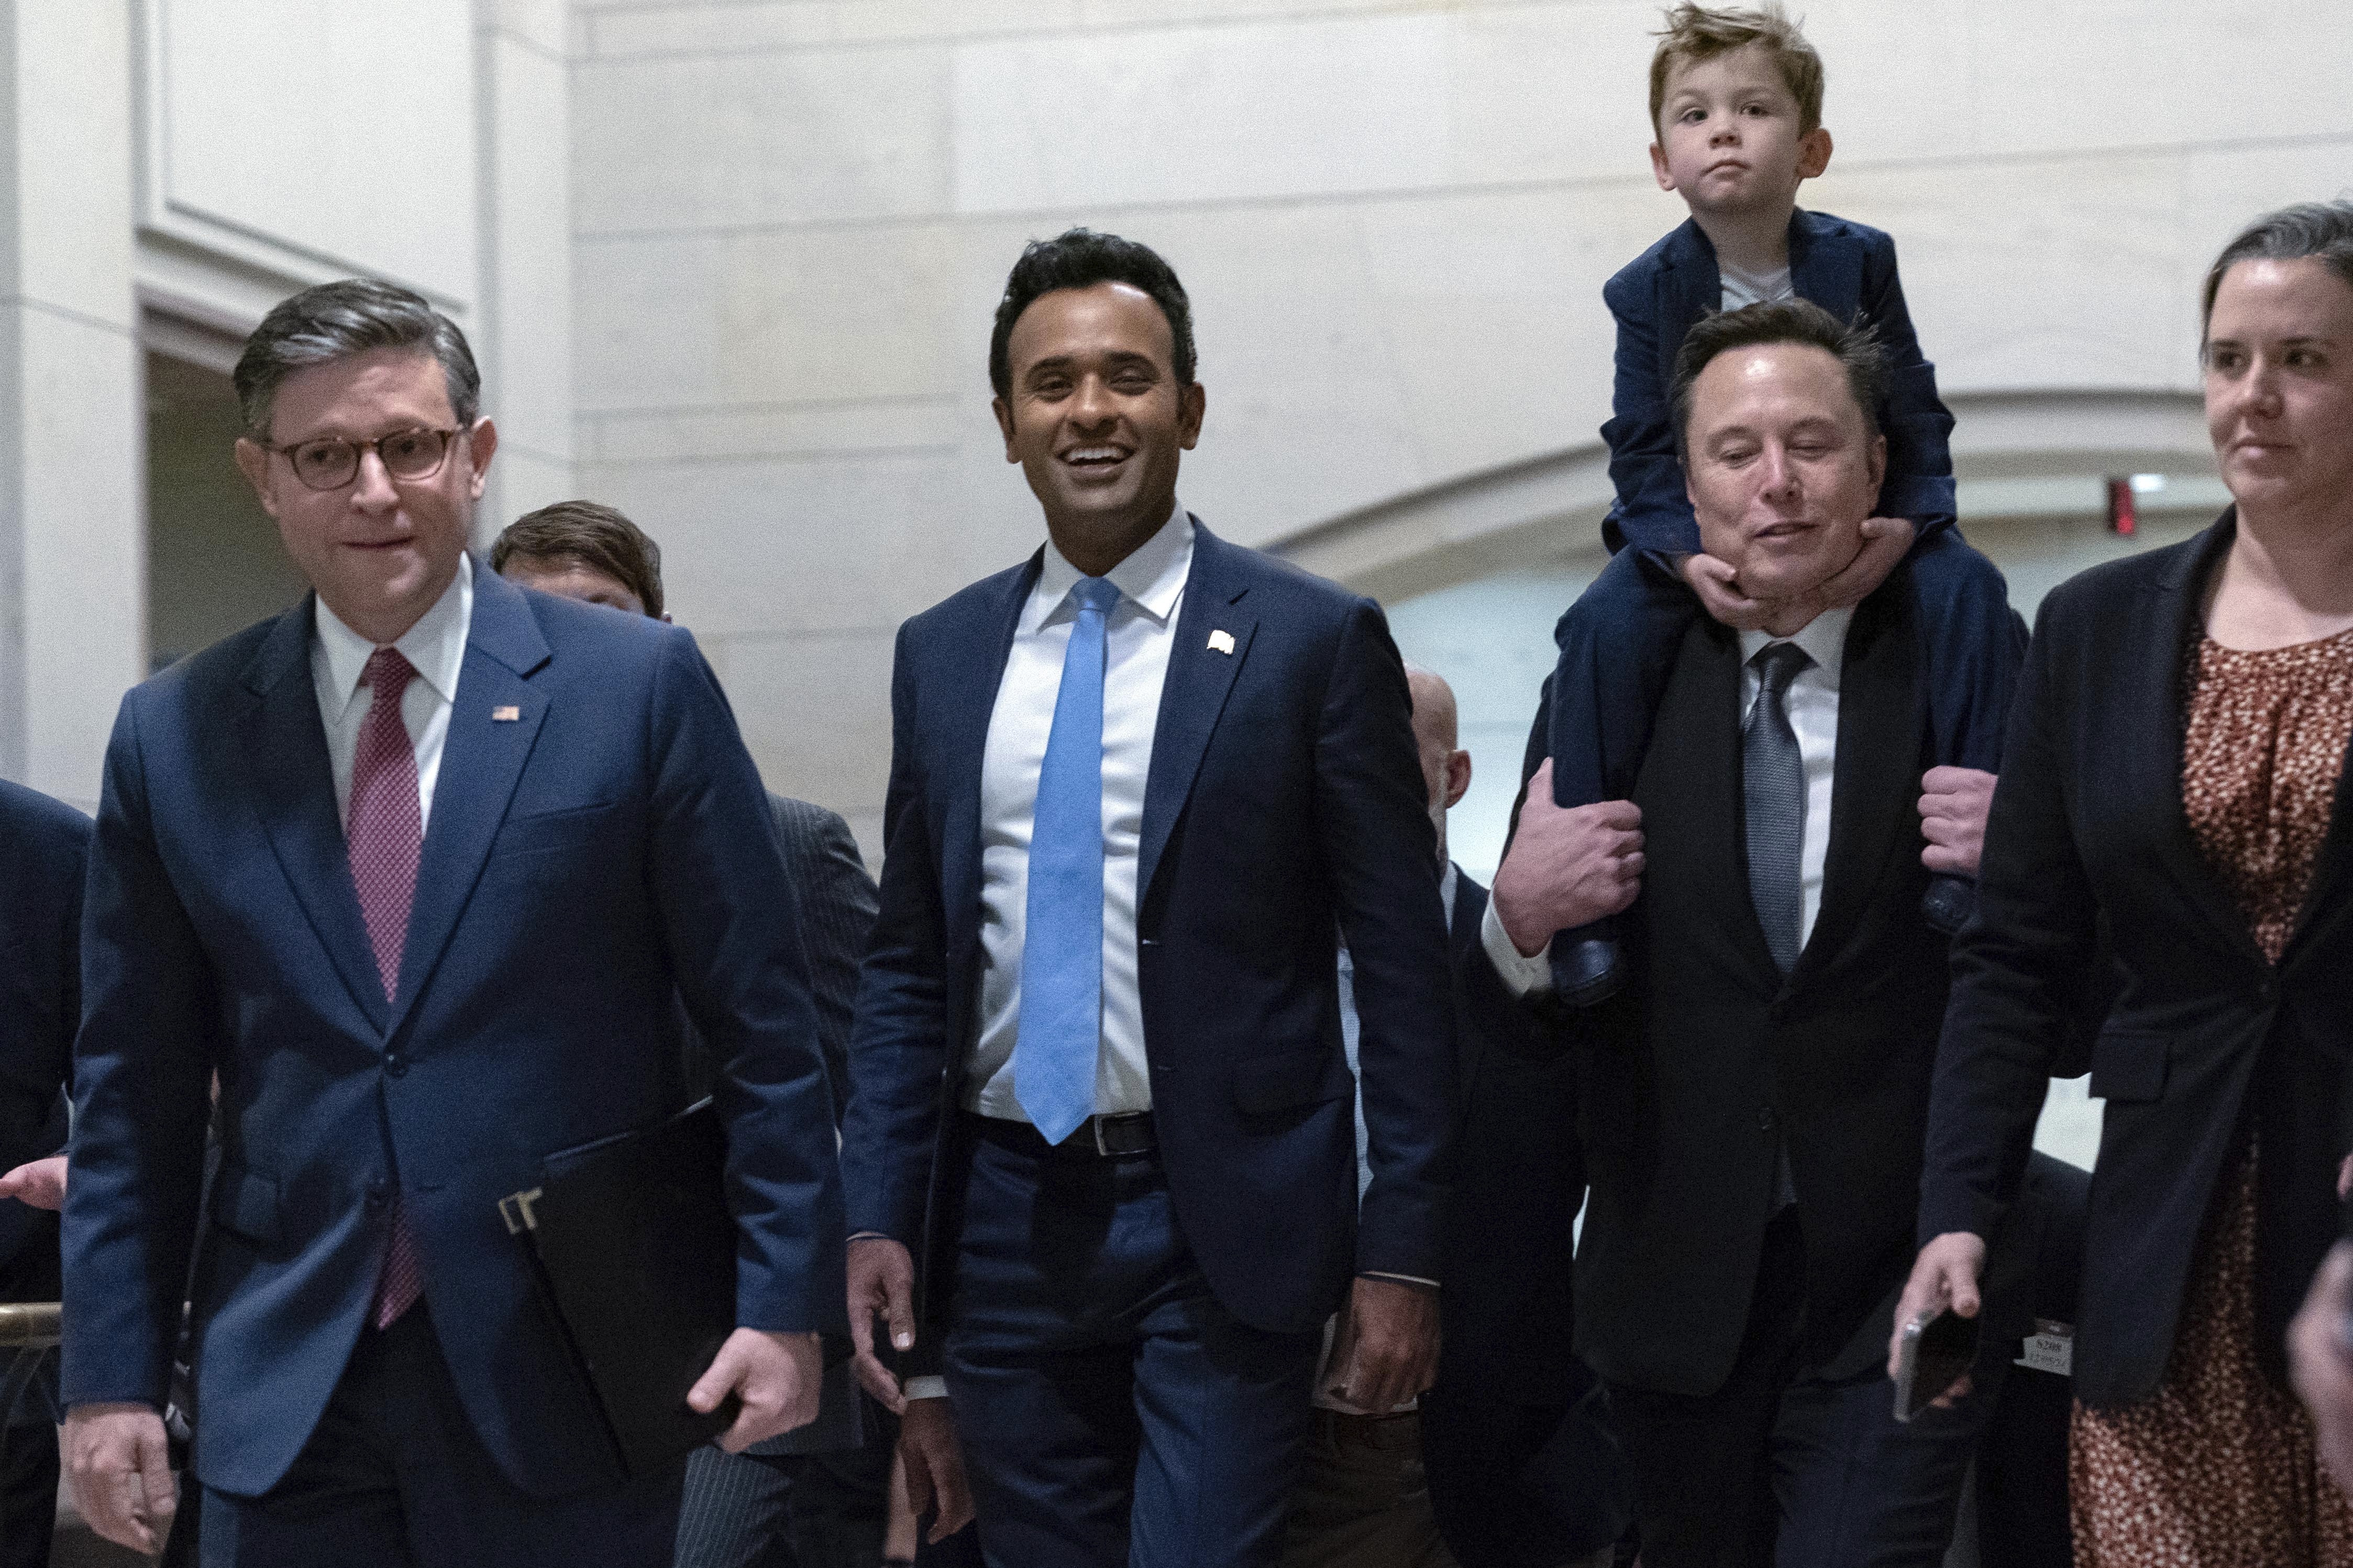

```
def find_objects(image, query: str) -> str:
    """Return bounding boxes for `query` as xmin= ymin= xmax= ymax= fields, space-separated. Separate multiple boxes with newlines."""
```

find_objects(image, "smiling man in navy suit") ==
xmin=60 ymin=280 xmax=845 ymax=1566
xmin=838 ymin=230 xmax=1456 ymax=1568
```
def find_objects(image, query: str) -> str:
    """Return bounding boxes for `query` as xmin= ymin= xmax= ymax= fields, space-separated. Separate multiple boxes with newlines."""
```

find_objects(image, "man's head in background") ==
xmin=492 ymin=500 xmax=668 ymax=619
xmin=1405 ymin=666 xmax=1472 ymax=869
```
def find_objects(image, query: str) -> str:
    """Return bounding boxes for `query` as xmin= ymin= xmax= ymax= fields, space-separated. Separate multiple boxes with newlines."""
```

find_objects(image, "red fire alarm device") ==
xmin=2105 ymin=477 xmax=2138 ymax=537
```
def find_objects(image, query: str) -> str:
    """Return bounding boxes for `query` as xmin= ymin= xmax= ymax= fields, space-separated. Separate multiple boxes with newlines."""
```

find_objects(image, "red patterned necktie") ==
xmin=349 ymin=647 xmax=425 ymax=1328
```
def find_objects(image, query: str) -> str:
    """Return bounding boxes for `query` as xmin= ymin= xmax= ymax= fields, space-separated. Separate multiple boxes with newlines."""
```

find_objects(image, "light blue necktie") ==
xmin=1014 ymin=576 xmax=1121 ymax=1143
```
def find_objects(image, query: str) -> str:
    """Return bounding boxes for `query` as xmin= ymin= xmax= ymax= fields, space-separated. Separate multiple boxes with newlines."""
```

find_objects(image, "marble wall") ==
xmin=567 ymin=0 xmax=2353 ymax=854
xmin=0 ymin=0 xmax=579 ymax=804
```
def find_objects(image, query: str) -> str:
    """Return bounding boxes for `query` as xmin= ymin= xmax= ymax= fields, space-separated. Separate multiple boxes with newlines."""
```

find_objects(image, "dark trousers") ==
xmin=674 ymin=1400 xmax=983 ymax=1568
xmin=941 ymin=1121 xmax=1321 ymax=1568
xmin=1605 ymin=1216 xmax=1984 ymax=1568
xmin=1277 ymin=1410 xmax=1455 ymax=1568
xmin=1420 ymin=1384 xmax=1631 ymax=1568
xmin=1 ymin=1350 xmax=57 ymax=1568
xmin=1546 ymin=530 xmax=2020 ymax=814
xmin=200 ymin=1308 xmax=684 ymax=1568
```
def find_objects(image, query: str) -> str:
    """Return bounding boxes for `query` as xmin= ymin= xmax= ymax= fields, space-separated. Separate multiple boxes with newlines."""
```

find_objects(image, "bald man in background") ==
xmin=1282 ymin=670 xmax=1626 ymax=1568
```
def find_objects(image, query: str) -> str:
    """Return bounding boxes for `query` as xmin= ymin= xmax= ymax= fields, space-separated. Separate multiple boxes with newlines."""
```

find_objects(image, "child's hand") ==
xmin=1813 ymin=517 xmax=1917 ymax=610
xmin=1677 ymin=552 xmax=1776 ymax=630
xmin=1918 ymin=766 xmax=1997 ymax=878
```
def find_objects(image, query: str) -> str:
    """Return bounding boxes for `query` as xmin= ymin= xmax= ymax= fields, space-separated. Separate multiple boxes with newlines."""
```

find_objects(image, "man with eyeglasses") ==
xmin=59 ymin=279 xmax=846 ymax=1567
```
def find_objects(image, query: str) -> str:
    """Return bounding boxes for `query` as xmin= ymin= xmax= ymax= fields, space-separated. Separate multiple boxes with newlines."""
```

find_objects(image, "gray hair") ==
xmin=233 ymin=278 xmax=481 ymax=438
xmin=2201 ymin=200 xmax=2353 ymax=332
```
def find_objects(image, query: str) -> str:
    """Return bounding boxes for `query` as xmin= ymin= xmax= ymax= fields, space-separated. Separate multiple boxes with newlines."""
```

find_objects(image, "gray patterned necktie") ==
xmin=1744 ymin=642 xmax=1811 ymax=974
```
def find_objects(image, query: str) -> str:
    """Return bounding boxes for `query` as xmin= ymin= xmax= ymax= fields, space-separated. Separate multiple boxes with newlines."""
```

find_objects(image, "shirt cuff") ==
xmin=1479 ymin=899 xmax=1556 ymax=999
xmin=1358 ymin=1272 xmax=1440 ymax=1290
xmin=902 ymin=1375 xmax=948 ymax=1400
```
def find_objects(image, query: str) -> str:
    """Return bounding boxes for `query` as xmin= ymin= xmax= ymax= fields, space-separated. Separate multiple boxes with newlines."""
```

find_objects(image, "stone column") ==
xmin=472 ymin=0 xmax=573 ymax=540
xmin=0 ymin=1 xmax=142 ymax=807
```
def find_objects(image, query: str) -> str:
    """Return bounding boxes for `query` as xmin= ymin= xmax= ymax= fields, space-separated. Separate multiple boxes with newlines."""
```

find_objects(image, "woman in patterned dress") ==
xmin=1895 ymin=199 xmax=2353 ymax=1566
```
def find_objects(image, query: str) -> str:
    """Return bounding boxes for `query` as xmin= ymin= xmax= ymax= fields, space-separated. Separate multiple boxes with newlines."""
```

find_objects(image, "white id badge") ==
xmin=2014 ymin=1318 xmax=2074 ymax=1377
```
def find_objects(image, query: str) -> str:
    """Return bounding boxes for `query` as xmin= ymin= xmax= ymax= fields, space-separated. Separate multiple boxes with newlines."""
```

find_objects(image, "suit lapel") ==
xmin=1794 ymin=585 xmax=1919 ymax=986
xmin=937 ymin=555 xmax=1040 ymax=957
xmin=1139 ymin=523 xmax=1257 ymax=903
xmin=383 ymin=569 xmax=552 ymax=1040
xmin=1448 ymin=869 xmax=1486 ymax=1088
xmin=234 ymin=599 xmax=393 ymax=1033
xmin=1650 ymin=618 xmax=1782 ymax=992
xmin=1659 ymin=221 xmax=1720 ymax=382
xmin=1789 ymin=210 xmax=1864 ymax=324
xmin=2134 ymin=515 xmax=2273 ymax=967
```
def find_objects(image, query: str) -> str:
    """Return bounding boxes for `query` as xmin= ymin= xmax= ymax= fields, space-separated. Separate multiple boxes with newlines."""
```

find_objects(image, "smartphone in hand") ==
xmin=1893 ymin=1306 xmax=1980 ymax=1422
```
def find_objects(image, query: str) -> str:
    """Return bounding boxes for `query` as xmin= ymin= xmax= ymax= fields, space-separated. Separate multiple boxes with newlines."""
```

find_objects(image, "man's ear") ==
xmin=1649 ymin=141 xmax=1676 ymax=193
xmin=1444 ymin=749 xmax=1473 ymax=811
xmin=1797 ymin=126 xmax=1833 ymax=181
xmin=1866 ymin=430 xmax=1888 ymax=509
xmin=233 ymin=437 xmax=279 ymax=519
xmin=464 ymin=417 xmax=499 ymax=500
xmin=991 ymin=396 xmax=1019 ymax=462
xmin=1177 ymin=380 xmax=1206 ymax=451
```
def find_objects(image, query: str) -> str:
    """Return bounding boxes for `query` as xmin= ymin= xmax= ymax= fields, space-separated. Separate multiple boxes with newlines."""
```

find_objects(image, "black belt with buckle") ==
xmin=968 ymin=1110 xmax=1157 ymax=1160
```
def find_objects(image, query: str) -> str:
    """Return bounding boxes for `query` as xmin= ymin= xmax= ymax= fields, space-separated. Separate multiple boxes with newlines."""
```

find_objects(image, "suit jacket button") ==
xmin=1758 ymin=1106 xmax=1777 ymax=1132
xmin=385 ymin=1055 xmax=408 ymax=1078
xmin=365 ymin=1183 xmax=390 ymax=1213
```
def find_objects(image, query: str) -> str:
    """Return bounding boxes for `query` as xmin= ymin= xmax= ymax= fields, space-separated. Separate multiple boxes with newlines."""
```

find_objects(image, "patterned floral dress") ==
xmin=2070 ymin=625 xmax=2353 ymax=1567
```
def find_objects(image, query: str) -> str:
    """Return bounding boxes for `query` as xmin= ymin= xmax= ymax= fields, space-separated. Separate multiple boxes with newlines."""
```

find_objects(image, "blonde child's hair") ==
xmin=1649 ymin=3 xmax=1825 ymax=135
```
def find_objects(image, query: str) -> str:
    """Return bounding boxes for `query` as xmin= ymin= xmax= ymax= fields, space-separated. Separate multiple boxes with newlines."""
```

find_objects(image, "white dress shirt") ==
xmin=1482 ymin=607 xmax=1853 ymax=996
xmin=965 ymin=503 xmax=1192 ymax=1121
xmin=310 ymin=554 xmax=474 ymax=834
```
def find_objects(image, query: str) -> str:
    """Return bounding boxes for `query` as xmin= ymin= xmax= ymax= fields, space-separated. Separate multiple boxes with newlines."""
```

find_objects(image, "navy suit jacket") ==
xmin=840 ymin=520 xmax=1455 ymax=1363
xmin=61 ymin=565 xmax=846 ymax=1500
xmin=1600 ymin=209 xmax=1958 ymax=557
xmin=0 ymin=780 xmax=87 ymax=1298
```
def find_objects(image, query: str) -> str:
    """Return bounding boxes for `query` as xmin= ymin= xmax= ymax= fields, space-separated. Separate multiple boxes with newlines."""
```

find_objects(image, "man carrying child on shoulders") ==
xmin=1542 ymin=0 xmax=2019 ymax=1004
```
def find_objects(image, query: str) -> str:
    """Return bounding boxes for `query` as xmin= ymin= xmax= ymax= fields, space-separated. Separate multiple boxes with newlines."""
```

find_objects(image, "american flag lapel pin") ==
xmin=492 ymin=705 xmax=521 ymax=722
xmin=1207 ymin=629 xmax=1235 ymax=655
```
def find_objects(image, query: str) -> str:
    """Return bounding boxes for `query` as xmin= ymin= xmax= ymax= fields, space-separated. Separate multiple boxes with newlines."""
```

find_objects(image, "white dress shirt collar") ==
xmin=313 ymin=553 xmax=474 ymax=713
xmin=1737 ymin=604 xmax=1853 ymax=686
xmin=1030 ymin=499 xmax=1191 ymax=631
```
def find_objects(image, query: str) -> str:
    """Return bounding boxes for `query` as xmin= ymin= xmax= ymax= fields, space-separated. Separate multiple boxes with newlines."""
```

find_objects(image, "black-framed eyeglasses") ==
xmin=259 ymin=427 xmax=462 ymax=492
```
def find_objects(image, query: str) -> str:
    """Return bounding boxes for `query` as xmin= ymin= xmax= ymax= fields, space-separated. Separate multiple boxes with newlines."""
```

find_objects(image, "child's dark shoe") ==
xmin=1551 ymin=931 xmax=1626 ymax=1007
xmin=1921 ymin=873 xmax=1975 ymax=935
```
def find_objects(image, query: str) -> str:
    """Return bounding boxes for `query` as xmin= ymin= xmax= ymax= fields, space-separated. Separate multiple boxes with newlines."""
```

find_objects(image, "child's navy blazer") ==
xmin=1599 ymin=209 xmax=1959 ymax=558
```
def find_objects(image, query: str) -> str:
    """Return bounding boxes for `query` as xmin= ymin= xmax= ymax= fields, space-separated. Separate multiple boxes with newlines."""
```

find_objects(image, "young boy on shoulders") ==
xmin=1546 ymin=1 xmax=2020 ymax=1003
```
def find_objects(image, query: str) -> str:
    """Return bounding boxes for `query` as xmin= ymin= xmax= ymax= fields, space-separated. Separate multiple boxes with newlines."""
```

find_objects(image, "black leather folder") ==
xmin=500 ymin=1098 xmax=739 ymax=1477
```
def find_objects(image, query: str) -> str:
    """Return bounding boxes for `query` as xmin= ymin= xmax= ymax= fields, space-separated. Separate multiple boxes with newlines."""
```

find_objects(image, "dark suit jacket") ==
xmin=1429 ymin=871 xmax=1584 ymax=1407
xmin=1528 ymin=573 xmax=1970 ymax=1395
xmin=684 ymin=794 xmax=878 ymax=1129
xmin=1422 ymin=869 xmax=1627 ymax=1566
xmin=0 ymin=780 xmax=87 ymax=1302
xmin=1601 ymin=209 xmax=1957 ymax=558
xmin=840 ymin=520 xmax=1455 ymax=1365
xmin=1920 ymin=512 xmax=2353 ymax=1409
xmin=62 ymin=565 xmax=846 ymax=1499
xmin=749 ymin=793 xmax=877 ymax=1460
